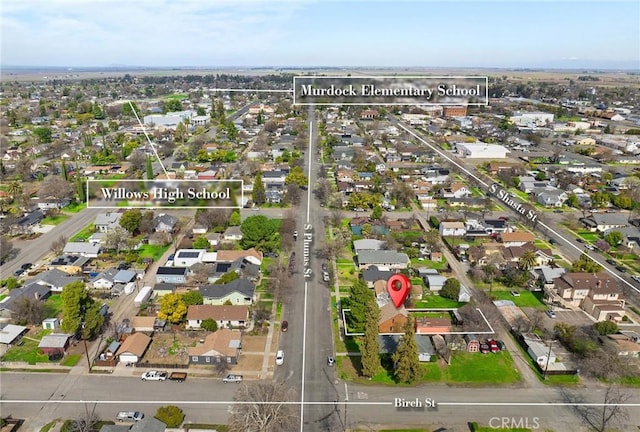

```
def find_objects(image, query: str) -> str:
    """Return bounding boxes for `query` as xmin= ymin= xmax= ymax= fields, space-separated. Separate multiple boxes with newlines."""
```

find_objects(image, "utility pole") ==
xmin=543 ymin=339 xmax=553 ymax=380
xmin=82 ymin=322 xmax=92 ymax=372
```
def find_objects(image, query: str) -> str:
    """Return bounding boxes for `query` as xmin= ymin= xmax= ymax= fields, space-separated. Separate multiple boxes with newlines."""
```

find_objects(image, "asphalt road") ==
xmin=3 ymin=373 xmax=639 ymax=431
xmin=1 ymin=207 xmax=101 ymax=279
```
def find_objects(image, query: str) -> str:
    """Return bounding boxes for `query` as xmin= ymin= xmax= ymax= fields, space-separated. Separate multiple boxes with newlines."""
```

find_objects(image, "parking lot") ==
xmin=547 ymin=309 xmax=595 ymax=327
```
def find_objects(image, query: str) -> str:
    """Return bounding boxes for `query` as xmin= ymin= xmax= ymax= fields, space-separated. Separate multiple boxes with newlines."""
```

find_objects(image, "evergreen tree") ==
xmin=361 ymin=296 xmax=381 ymax=378
xmin=252 ymin=171 xmax=266 ymax=205
xmin=61 ymin=162 xmax=68 ymax=181
xmin=344 ymin=279 xmax=373 ymax=333
xmin=76 ymin=178 xmax=86 ymax=202
xmin=392 ymin=317 xmax=421 ymax=384
xmin=146 ymin=156 xmax=154 ymax=180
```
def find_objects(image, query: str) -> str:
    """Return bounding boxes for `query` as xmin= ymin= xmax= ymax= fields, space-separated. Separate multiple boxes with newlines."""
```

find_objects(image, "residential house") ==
xmin=415 ymin=317 xmax=451 ymax=335
xmin=378 ymin=334 xmax=436 ymax=361
xmin=12 ymin=210 xmax=45 ymax=235
xmin=186 ymin=305 xmax=249 ymax=329
xmin=581 ymin=284 xmax=626 ymax=322
xmin=425 ymin=274 xmax=447 ymax=292
xmin=604 ymin=226 xmax=640 ymax=249
xmin=0 ymin=284 xmax=51 ymax=319
xmin=116 ymin=332 xmax=152 ymax=364
xmin=498 ymin=232 xmax=535 ymax=247
xmin=216 ymin=248 xmax=263 ymax=265
xmin=605 ymin=332 xmax=640 ymax=358
xmin=581 ymin=213 xmax=629 ymax=233
xmin=378 ymin=303 xmax=409 ymax=334
xmin=153 ymin=283 xmax=176 ymax=297
xmin=356 ymin=250 xmax=409 ymax=270
xmin=536 ymin=190 xmax=568 ymax=207
xmin=155 ymin=267 xmax=188 ymax=284
xmin=130 ymin=316 xmax=158 ymax=333
xmin=527 ymin=339 xmax=557 ymax=369
xmin=94 ymin=212 xmax=122 ymax=232
xmin=439 ymin=221 xmax=466 ymax=237
xmin=353 ymin=239 xmax=386 ymax=254
xmin=206 ymin=233 xmax=222 ymax=247
xmin=48 ymin=255 xmax=90 ymax=275
xmin=38 ymin=333 xmax=72 ymax=357
xmin=92 ymin=269 xmax=136 ymax=290
xmin=173 ymin=249 xmax=207 ymax=267
xmin=442 ymin=183 xmax=471 ymax=199
xmin=362 ymin=266 xmax=395 ymax=288
xmin=551 ymin=272 xmax=620 ymax=310
xmin=223 ymin=226 xmax=243 ymax=241
xmin=62 ymin=242 xmax=101 ymax=258
xmin=200 ymin=279 xmax=256 ymax=305
xmin=0 ymin=324 xmax=28 ymax=356
xmin=503 ymin=244 xmax=553 ymax=267
xmin=129 ymin=417 xmax=166 ymax=432
xmin=24 ymin=269 xmax=83 ymax=293
xmin=188 ymin=329 xmax=242 ymax=365
xmin=153 ymin=214 xmax=178 ymax=233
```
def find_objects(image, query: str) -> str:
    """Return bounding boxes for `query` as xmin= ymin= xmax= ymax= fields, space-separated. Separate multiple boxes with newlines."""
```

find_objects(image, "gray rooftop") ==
xmin=357 ymin=250 xmax=409 ymax=265
xmin=200 ymin=279 xmax=255 ymax=300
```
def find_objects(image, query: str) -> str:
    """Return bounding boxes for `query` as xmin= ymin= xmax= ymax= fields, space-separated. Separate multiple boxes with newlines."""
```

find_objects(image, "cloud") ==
xmin=1 ymin=0 xmax=306 ymax=66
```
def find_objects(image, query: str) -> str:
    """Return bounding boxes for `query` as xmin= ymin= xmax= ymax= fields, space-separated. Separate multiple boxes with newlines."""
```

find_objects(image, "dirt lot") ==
xmin=235 ymin=354 xmax=264 ymax=372
xmin=142 ymin=333 xmax=197 ymax=366
xmin=241 ymin=335 xmax=267 ymax=353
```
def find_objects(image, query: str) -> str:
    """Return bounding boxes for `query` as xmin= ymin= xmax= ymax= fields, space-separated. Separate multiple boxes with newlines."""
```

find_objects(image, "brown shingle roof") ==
xmin=116 ymin=333 xmax=152 ymax=357
xmin=188 ymin=329 xmax=241 ymax=357
xmin=216 ymin=248 xmax=263 ymax=263
xmin=499 ymin=232 xmax=535 ymax=243
xmin=187 ymin=305 xmax=249 ymax=321
xmin=131 ymin=316 xmax=156 ymax=329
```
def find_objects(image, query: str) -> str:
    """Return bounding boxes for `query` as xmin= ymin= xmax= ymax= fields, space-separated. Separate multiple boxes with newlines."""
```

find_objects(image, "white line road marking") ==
xmin=344 ymin=383 xmax=349 ymax=401
xmin=208 ymin=88 xmax=293 ymax=92
xmin=306 ymin=120 xmax=313 ymax=224
xmin=128 ymin=101 xmax=169 ymax=178
xmin=2 ymin=400 xmax=637 ymax=407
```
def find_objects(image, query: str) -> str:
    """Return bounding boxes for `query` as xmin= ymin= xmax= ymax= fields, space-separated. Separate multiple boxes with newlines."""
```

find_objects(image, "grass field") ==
xmin=470 ymin=423 xmax=534 ymax=432
xmin=63 ymin=202 xmax=87 ymax=213
xmin=70 ymin=223 xmax=95 ymax=241
xmin=164 ymin=93 xmax=189 ymax=100
xmin=413 ymin=295 xmax=463 ymax=309
xmin=137 ymin=244 xmax=171 ymax=261
xmin=1 ymin=329 xmax=52 ymax=364
xmin=444 ymin=351 xmax=521 ymax=384
xmin=60 ymin=354 xmax=82 ymax=367
xmin=491 ymin=290 xmax=547 ymax=310
xmin=44 ymin=294 xmax=64 ymax=318
xmin=41 ymin=214 xmax=70 ymax=225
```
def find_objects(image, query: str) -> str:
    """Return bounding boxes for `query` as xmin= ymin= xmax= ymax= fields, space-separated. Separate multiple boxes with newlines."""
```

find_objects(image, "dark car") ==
xmin=21 ymin=263 xmax=33 ymax=270
xmin=496 ymin=340 xmax=506 ymax=351
xmin=606 ymin=259 xmax=616 ymax=265
xmin=576 ymin=238 xmax=585 ymax=243
xmin=13 ymin=268 xmax=24 ymax=277
xmin=615 ymin=266 xmax=627 ymax=273
xmin=549 ymin=238 xmax=557 ymax=245
xmin=480 ymin=343 xmax=490 ymax=354
xmin=281 ymin=320 xmax=288 ymax=332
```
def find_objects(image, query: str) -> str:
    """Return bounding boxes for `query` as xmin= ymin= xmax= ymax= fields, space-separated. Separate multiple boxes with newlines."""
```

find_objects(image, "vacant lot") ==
xmin=142 ymin=333 xmax=197 ymax=366
xmin=492 ymin=291 xmax=546 ymax=310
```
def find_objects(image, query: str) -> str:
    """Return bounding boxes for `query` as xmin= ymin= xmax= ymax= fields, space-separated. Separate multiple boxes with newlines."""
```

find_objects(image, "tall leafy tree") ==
xmin=119 ymin=209 xmax=142 ymax=234
xmin=146 ymin=156 xmax=154 ymax=180
xmin=240 ymin=215 xmax=279 ymax=251
xmin=392 ymin=317 xmax=421 ymax=384
xmin=519 ymin=250 xmax=537 ymax=270
xmin=158 ymin=293 xmax=187 ymax=324
xmin=252 ymin=171 xmax=266 ymax=205
xmin=61 ymin=280 xmax=104 ymax=339
xmin=360 ymin=295 xmax=381 ymax=378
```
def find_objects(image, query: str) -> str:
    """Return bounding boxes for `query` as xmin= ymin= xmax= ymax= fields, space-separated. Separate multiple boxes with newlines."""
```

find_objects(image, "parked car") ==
xmin=496 ymin=340 xmax=506 ymax=351
xmin=327 ymin=356 xmax=335 ymax=366
xmin=21 ymin=263 xmax=33 ymax=270
xmin=585 ymin=244 xmax=596 ymax=251
xmin=510 ymin=291 xmax=520 ymax=297
xmin=116 ymin=412 xmax=144 ymax=422
xmin=322 ymin=272 xmax=330 ymax=282
xmin=322 ymin=263 xmax=328 ymax=272
xmin=275 ymin=350 xmax=284 ymax=365
xmin=480 ymin=343 xmax=490 ymax=354
xmin=545 ymin=310 xmax=556 ymax=319
xmin=13 ymin=268 xmax=24 ymax=277
xmin=606 ymin=259 xmax=616 ymax=265
xmin=549 ymin=238 xmax=557 ymax=245
xmin=223 ymin=374 xmax=243 ymax=384
xmin=281 ymin=320 xmax=289 ymax=332
xmin=141 ymin=370 xmax=167 ymax=381
xmin=487 ymin=339 xmax=500 ymax=353
xmin=576 ymin=238 xmax=584 ymax=243
xmin=615 ymin=266 xmax=627 ymax=273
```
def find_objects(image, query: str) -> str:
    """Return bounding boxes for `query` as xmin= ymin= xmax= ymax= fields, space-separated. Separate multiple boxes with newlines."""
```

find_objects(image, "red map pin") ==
xmin=386 ymin=274 xmax=411 ymax=308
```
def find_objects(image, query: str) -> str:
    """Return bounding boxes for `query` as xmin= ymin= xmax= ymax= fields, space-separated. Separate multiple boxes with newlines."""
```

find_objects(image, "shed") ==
xmin=42 ymin=318 xmax=60 ymax=330
xmin=116 ymin=332 xmax=152 ymax=364
xmin=38 ymin=333 xmax=72 ymax=356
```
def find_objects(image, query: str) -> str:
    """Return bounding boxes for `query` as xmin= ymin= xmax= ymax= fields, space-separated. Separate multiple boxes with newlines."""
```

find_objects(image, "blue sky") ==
xmin=2 ymin=0 xmax=639 ymax=69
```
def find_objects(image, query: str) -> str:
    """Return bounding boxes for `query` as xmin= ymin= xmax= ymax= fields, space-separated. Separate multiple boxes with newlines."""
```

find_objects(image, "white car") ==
xmin=275 ymin=350 xmax=284 ymax=365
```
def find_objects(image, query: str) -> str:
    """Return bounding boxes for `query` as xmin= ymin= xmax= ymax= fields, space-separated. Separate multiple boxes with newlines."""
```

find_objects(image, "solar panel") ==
xmin=177 ymin=251 xmax=200 ymax=258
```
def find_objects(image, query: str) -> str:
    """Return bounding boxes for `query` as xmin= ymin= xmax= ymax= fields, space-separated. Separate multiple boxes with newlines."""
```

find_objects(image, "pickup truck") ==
xmin=141 ymin=370 xmax=168 ymax=381
xmin=168 ymin=372 xmax=188 ymax=382
xmin=223 ymin=374 xmax=243 ymax=383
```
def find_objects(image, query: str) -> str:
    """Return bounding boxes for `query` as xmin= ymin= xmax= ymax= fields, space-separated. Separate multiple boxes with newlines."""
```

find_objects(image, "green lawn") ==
xmin=164 ymin=93 xmax=189 ymax=100
xmin=412 ymin=311 xmax=451 ymax=319
xmin=336 ymin=258 xmax=353 ymax=265
xmin=444 ymin=351 xmax=521 ymax=384
xmin=491 ymin=291 xmax=547 ymax=310
xmin=0 ymin=294 xmax=7 ymax=302
xmin=44 ymin=294 xmax=64 ymax=318
xmin=137 ymin=244 xmax=171 ymax=261
xmin=63 ymin=202 xmax=87 ymax=213
xmin=414 ymin=295 xmax=463 ymax=309
xmin=1 ymin=329 xmax=52 ymax=364
xmin=70 ymin=223 xmax=96 ymax=242
xmin=41 ymin=214 xmax=70 ymax=225
xmin=60 ymin=354 xmax=82 ymax=367
xmin=470 ymin=423 xmax=534 ymax=432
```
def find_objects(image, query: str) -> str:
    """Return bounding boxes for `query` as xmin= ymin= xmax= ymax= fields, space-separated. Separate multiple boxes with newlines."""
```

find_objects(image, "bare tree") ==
xmin=12 ymin=297 xmax=45 ymax=325
xmin=228 ymin=380 xmax=298 ymax=432
xmin=0 ymin=236 xmax=15 ymax=261
xmin=214 ymin=359 xmax=231 ymax=377
xmin=104 ymin=226 xmax=131 ymax=254
xmin=563 ymin=385 xmax=631 ymax=432
xmin=38 ymin=176 xmax=74 ymax=202
xmin=190 ymin=263 xmax=214 ymax=285
xmin=68 ymin=403 xmax=99 ymax=432
xmin=128 ymin=150 xmax=147 ymax=173
xmin=50 ymin=235 xmax=68 ymax=255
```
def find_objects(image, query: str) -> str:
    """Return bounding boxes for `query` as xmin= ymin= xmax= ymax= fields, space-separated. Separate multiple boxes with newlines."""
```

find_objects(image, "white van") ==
xmin=116 ymin=411 xmax=144 ymax=422
xmin=275 ymin=350 xmax=284 ymax=365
